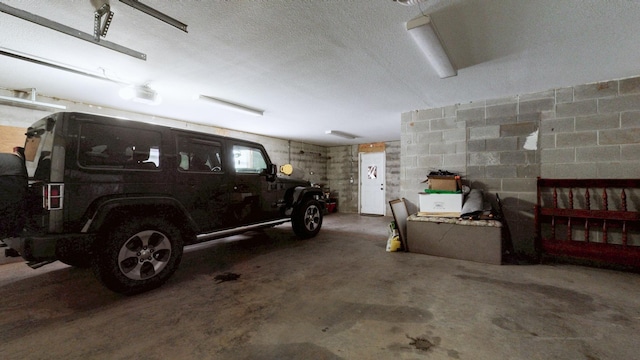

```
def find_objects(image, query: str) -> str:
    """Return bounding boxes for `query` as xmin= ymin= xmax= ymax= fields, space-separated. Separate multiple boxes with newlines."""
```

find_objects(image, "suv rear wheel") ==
xmin=292 ymin=198 xmax=323 ymax=239
xmin=93 ymin=217 xmax=183 ymax=295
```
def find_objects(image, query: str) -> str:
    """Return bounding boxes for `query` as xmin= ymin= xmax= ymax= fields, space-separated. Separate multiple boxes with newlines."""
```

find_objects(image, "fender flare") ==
xmin=83 ymin=196 xmax=198 ymax=237
xmin=291 ymin=186 xmax=324 ymax=208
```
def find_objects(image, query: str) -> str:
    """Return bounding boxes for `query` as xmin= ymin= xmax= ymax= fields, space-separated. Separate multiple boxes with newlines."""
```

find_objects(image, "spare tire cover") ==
xmin=0 ymin=153 xmax=27 ymax=238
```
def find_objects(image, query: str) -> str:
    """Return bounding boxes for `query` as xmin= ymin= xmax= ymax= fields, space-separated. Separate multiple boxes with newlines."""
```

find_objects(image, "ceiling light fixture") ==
xmin=325 ymin=130 xmax=357 ymax=140
xmin=199 ymin=95 xmax=264 ymax=116
xmin=119 ymin=0 xmax=188 ymax=33
xmin=406 ymin=15 xmax=457 ymax=78
xmin=119 ymin=85 xmax=162 ymax=105
xmin=393 ymin=0 xmax=429 ymax=5
xmin=0 ymin=88 xmax=66 ymax=111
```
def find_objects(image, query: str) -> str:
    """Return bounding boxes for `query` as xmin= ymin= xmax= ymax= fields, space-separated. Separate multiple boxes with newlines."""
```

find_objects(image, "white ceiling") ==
xmin=1 ymin=0 xmax=639 ymax=146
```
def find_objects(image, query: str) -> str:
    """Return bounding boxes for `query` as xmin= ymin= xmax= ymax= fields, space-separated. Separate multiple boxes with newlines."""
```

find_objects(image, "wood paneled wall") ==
xmin=0 ymin=125 xmax=25 ymax=153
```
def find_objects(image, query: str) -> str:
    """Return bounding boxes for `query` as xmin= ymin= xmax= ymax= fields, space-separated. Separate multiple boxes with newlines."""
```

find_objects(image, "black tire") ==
xmin=292 ymin=199 xmax=323 ymax=239
xmin=92 ymin=217 xmax=183 ymax=295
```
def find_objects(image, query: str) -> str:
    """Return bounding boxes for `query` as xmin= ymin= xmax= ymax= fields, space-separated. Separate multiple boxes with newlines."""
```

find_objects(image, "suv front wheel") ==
xmin=93 ymin=217 xmax=183 ymax=295
xmin=292 ymin=198 xmax=323 ymax=239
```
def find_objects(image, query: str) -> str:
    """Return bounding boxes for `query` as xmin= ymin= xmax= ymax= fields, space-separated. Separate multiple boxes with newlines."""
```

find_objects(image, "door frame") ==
xmin=358 ymin=151 xmax=386 ymax=216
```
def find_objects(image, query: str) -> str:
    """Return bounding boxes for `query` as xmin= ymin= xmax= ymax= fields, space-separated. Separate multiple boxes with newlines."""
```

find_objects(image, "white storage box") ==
xmin=418 ymin=192 xmax=463 ymax=217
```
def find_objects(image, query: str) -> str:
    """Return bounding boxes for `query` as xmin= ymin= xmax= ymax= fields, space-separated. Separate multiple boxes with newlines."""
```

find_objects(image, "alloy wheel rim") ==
xmin=304 ymin=205 xmax=320 ymax=231
xmin=118 ymin=230 xmax=172 ymax=280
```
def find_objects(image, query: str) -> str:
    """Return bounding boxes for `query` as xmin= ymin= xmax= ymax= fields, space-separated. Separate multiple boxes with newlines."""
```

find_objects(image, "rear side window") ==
xmin=176 ymin=137 xmax=224 ymax=173
xmin=24 ymin=118 xmax=55 ymax=179
xmin=78 ymin=123 xmax=161 ymax=170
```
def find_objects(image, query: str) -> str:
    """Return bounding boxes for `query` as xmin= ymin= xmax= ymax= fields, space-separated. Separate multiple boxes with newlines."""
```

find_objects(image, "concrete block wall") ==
xmin=326 ymin=145 xmax=359 ymax=213
xmin=326 ymin=141 xmax=401 ymax=215
xmin=385 ymin=141 xmax=401 ymax=213
xmin=400 ymin=105 xmax=467 ymax=209
xmin=542 ymin=77 xmax=640 ymax=178
xmin=261 ymin=140 xmax=328 ymax=187
xmin=402 ymin=75 xmax=640 ymax=256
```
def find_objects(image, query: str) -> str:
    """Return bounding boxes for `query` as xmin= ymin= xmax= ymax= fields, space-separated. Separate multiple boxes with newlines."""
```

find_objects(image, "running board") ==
xmin=196 ymin=219 xmax=290 ymax=242
xmin=27 ymin=260 xmax=56 ymax=269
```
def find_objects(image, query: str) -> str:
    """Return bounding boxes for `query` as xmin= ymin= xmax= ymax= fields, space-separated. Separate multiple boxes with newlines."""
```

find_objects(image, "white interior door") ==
xmin=359 ymin=152 xmax=385 ymax=215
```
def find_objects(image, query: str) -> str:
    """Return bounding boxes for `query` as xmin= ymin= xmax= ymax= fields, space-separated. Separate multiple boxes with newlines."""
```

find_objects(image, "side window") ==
xmin=177 ymin=137 xmax=224 ymax=173
xmin=233 ymin=145 xmax=267 ymax=174
xmin=78 ymin=123 xmax=161 ymax=170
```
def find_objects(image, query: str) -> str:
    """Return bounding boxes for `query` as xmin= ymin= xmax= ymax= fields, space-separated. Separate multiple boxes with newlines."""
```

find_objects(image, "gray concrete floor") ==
xmin=1 ymin=213 xmax=639 ymax=359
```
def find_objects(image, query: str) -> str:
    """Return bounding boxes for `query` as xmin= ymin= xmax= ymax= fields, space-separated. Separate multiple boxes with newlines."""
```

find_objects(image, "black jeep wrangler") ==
xmin=0 ymin=112 xmax=324 ymax=294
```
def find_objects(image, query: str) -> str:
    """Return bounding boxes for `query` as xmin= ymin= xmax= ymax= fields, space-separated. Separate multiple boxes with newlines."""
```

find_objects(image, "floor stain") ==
xmin=214 ymin=272 xmax=241 ymax=283
xmin=406 ymin=334 xmax=434 ymax=352
xmin=319 ymin=301 xmax=434 ymax=328
xmin=455 ymin=274 xmax=597 ymax=314
xmin=492 ymin=315 xmax=526 ymax=332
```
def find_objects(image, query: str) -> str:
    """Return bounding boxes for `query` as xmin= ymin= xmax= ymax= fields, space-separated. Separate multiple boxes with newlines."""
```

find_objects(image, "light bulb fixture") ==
xmin=0 ymin=88 xmax=66 ymax=111
xmin=406 ymin=15 xmax=457 ymax=78
xmin=325 ymin=130 xmax=357 ymax=140
xmin=119 ymin=84 xmax=161 ymax=105
xmin=198 ymin=95 xmax=264 ymax=116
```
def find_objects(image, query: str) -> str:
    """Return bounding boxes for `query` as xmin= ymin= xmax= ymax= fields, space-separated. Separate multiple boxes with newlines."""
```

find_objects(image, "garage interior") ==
xmin=1 ymin=1 xmax=640 ymax=359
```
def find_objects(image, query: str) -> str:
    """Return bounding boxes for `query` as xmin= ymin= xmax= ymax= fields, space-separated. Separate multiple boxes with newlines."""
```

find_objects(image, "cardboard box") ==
xmin=428 ymin=176 xmax=458 ymax=191
xmin=418 ymin=192 xmax=463 ymax=216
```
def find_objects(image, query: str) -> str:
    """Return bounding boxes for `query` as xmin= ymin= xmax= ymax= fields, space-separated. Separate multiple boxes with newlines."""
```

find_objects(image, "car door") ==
xmin=173 ymin=133 xmax=230 ymax=232
xmin=229 ymin=142 xmax=280 ymax=225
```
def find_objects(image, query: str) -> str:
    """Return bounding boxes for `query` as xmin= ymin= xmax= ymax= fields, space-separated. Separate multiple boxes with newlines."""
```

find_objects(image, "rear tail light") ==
xmin=43 ymin=183 xmax=64 ymax=210
xmin=13 ymin=146 xmax=25 ymax=159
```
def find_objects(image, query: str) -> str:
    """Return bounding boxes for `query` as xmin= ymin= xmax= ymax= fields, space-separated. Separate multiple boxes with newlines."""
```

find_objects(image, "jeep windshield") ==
xmin=24 ymin=117 xmax=56 ymax=181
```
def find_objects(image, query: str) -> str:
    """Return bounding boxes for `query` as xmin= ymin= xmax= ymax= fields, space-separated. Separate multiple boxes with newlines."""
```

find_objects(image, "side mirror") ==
xmin=263 ymin=164 xmax=277 ymax=181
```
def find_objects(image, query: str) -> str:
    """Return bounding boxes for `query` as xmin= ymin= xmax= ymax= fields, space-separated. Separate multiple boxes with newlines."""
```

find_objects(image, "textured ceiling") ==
xmin=1 ymin=0 xmax=639 ymax=145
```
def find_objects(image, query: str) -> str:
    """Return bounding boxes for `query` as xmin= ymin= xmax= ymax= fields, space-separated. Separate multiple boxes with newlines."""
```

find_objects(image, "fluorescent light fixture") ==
xmin=199 ymin=95 xmax=264 ymax=116
xmin=119 ymin=0 xmax=188 ymax=33
xmin=325 ymin=130 xmax=357 ymax=140
xmin=119 ymin=85 xmax=161 ymax=105
xmin=0 ymin=88 xmax=66 ymax=111
xmin=406 ymin=15 xmax=457 ymax=78
xmin=393 ymin=0 xmax=428 ymax=5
